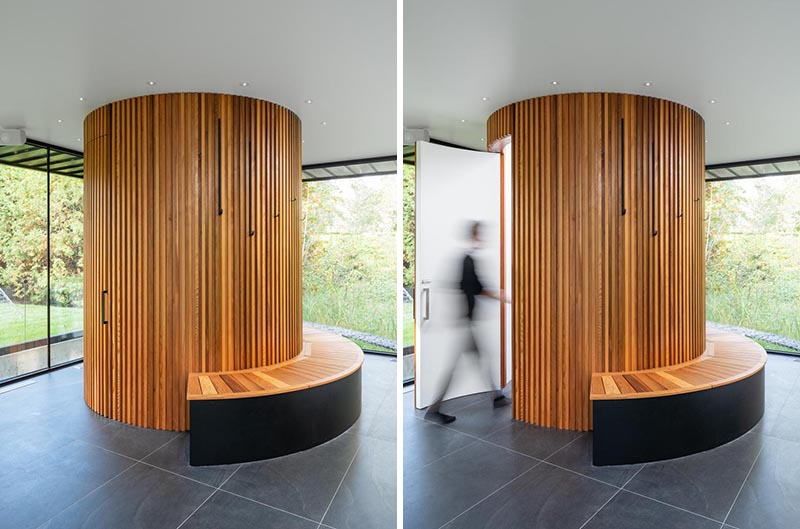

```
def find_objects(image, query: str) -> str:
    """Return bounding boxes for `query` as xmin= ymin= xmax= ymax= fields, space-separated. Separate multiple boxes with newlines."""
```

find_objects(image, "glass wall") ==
xmin=402 ymin=162 xmax=415 ymax=381
xmin=0 ymin=144 xmax=84 ymax=383
xmin=49 ymin=173 xmax=84 ymax=366
xmin=706 ymin=175 xmax=800 ymax=354
xmin=302 ymin=174 xmax=397 ymax=354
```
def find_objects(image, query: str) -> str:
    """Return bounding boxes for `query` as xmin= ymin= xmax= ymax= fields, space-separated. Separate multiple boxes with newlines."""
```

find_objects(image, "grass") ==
xmin=0 ymin=304 xmax=83 ymax=348
xmin=752 ymin=338 xmax=800 ymax=354
xmin=303 ymin=289 xmax=396 ymax=343
xmin=403 ymin=300 xmax=414 ymax=347
xmin=351 ymin=338 xmax=395 ymax=354
xmin=707 ymin=286 xmax=800 ymax=344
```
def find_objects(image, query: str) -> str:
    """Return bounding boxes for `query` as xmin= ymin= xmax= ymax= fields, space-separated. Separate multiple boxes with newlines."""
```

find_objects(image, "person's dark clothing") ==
xmin=460 ymin=254 xmax=482 ymax=320
xmin=426 ymin=250 xmax=504 ymax=418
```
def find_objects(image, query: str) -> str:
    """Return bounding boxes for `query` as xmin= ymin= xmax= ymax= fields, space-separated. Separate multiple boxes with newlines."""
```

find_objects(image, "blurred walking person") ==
xmin=424 ymin=221 xmax=510 ymax=424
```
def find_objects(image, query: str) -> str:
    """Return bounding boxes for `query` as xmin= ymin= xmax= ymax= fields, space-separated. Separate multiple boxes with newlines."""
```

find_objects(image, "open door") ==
xmin=414 ymin=141 xmax=503 ymax=409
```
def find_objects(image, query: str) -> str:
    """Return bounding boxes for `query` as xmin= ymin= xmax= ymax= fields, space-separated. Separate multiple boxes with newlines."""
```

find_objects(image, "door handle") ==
xmin=651 ymin=141 xmax=658 ymax=237
xmin=217 ymin=118 xmax=223 ymax=216
xmin=101 ymin=290 xmax=108 ymax=325
xmin=247 ymin=140 xmax=254 ymax=236
xmin=422 ymin=287 xmax=431 ymax=321
xmin=620 ymin=118 xmax=626 ymax=216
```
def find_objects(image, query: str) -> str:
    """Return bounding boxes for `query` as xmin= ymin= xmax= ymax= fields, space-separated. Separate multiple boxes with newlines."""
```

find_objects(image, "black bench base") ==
xmin=189 ymin=368 xmax=362 ymax=466
xmin=592 ymin=368 xmax=764 ymax=466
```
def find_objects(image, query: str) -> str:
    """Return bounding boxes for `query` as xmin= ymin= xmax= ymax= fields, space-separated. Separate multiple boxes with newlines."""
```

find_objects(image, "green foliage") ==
xmin=705 ymin=177 xmax=800 ymax=342
xmin=402 ymin=163 xmax=415 ymax=288
xmin=0 ymin=165 xmax=83 ymax=307
xmin=302 ymin=176 xmax=397 ymax=342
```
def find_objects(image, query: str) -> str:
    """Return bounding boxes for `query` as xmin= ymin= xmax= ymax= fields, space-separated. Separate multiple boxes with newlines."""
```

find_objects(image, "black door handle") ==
xmin=248 ymin=140 xmax=254 ymax=237
xmin=217 ymin=118 xmax=223 ymax=216
xmin=621 ymin=118 xmax=626 ymax=216
xmin=101 ymin=290 xmax=108 ymax=325
xmin=651 ymin=141 xmax=658 ymax=237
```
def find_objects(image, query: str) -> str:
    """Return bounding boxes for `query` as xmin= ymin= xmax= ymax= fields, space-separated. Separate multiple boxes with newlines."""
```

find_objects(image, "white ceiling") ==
xmin=404 ymin=0 xmax=800 ymax=165
xmin=0 ymin=0 xmax=395 ymax=165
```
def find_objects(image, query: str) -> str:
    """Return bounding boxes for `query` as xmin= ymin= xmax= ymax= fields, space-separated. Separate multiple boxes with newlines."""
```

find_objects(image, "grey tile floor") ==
xmin=0 ymin=353 xmax=396 ymax=529
xmin=404 ymin=352 xmax=800 ymax=529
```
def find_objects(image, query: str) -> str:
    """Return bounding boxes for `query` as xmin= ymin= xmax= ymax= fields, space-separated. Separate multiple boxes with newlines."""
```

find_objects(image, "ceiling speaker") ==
xmin=0 ymin=129 xmax=26 ymax=146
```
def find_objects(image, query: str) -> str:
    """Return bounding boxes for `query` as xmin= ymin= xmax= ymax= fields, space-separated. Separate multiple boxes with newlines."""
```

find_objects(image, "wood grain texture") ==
xmin=83 ymin=93 xmax=303 ymax=431
xmin=187 ymin=326 xmax=364 ymax=400
xmin=591 ymin=328 xmax=766 ymax=400
xmin=487 ymin=93 xmax=705 ymax=430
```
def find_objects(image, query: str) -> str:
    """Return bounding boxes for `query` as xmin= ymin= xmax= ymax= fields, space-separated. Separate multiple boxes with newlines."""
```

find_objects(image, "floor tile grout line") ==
xmin=720 ymin=444 xmax=764 ymax=528
xmin=35 ymin=432 xmax=183 ymax=529
xmin=216 ymin=464 xmax=242 ymax=490
xmin=76 ymin=430 xmax=182 ymax=467
xmin=419 ymin=412 xmax=517 ymax=443
xmin=620 ymin=464 xmax=645 ymax=489
xmin=413 ymin=418 xmax=586 ymax=474
xmin=412 ymin=439 xmax=481 ymax=473
xmin=477 ymin=438 xmax=546 ymax=462
xmin=174 ymin=489 xmax=218 ymax=529
xmin=217 ymin=488 xmax=326 ymax=526
xmin=174 ymin=462 xmax=244 ymax=529
xmin=539 ymin=460 xmax=629 ymax=489
xmin=317 ymin=444 xmax=362 ymax=529
xmin=622 ymin=488 xmax=727 ymax=524
xmin=439 ymin=460 xmax=543 ymax=529
xmin=541 ymin=458 xmax=727 ymax=525
xmin=136 ymin=459 xmax=226 ymax=489
xmin=577 ymin=481 xmax=629 ymax=529
xmin=415 ymin=413 xmax=745 ymax=528
xmin=574 ymin=463 xmax=646 ymax=529
xmin=435 ymin=460 xmax=545 ymax=529
xmin=34 ymin=460 xmax=139 ymax=529
xmin=543 ymin=432 xmax=587 ymax=461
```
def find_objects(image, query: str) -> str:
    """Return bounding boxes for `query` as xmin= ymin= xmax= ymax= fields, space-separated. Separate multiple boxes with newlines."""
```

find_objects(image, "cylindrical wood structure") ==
xmin=83 ymin=93 xmax=303 ymax=431
xmin=487 ymin=93 xmax=705 ymax=431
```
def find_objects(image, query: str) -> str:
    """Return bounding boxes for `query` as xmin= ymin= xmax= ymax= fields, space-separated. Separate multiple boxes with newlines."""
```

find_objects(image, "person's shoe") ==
xmin=425 ymin=411 xmax=456 ymax=424
xmin=493 ymin=396 xmax=511 ymax=408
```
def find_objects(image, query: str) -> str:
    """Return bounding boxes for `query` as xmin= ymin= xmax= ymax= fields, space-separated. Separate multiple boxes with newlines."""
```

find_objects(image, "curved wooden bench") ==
xmin=187 ymin=326 xmax=364 ymax=465
xmin=590 ymin=328 xmax=766 ymax=465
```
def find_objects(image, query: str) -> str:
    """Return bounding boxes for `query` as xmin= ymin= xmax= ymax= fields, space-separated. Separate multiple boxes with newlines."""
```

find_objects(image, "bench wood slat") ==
xmin=591 ymin=330 xmax=766 ymax=401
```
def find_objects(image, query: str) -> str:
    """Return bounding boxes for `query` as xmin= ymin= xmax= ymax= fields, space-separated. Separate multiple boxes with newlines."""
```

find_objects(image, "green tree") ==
xmin=402 ymin=163 xmax=415 ymax=288
xmin=301 ymin=175 xmax=397 ymax=342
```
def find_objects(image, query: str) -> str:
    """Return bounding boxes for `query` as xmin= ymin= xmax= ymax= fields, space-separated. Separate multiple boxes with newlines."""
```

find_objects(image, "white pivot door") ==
xmin=415 ymin=141 xmax=502 ymax=409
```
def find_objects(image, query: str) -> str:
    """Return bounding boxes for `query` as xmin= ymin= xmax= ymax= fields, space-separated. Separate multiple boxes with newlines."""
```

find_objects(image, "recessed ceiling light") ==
xmin=240 ymin=82 xmax=249 ymax=87
xmin=708 ymin=99 xmax=717 ymax=104
xmin=482 ymin=96 xmax=489 ymax=101
xmin=147 ymin=80 xmax=156 ymax=86
xmin=77 ymin=138 xmax=82 ymax=142
xmin=320 ymin=121 xmax=327 ymax=126
xmin=705 ymin=139 xmax=709 ymax=143
xmin=57 ymin=119 xmax=63 ymax=124
xmin=481 ymin=137 xmax=485 ymax=141
xmin=551 ymin=81 xmax=559 ymax=85
xmin=643 ymin=82 xmax=652 ymax=87
xmin=305 ymin=99 xmax=313 ymax=104
xmin=302 ymin=140 xmax=305 ymax=143
xmin=724 ymin=121 xmax=731 ymax=126
xmin=79 ymin=97 xmax=85 ymax=102
xmin=461 ymin=119 xmax=466 ymax=123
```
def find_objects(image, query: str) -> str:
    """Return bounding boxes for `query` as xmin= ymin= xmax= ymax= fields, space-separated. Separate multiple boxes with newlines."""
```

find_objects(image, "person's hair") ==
xmin=469 ymin=221 xmax=482 ymax=240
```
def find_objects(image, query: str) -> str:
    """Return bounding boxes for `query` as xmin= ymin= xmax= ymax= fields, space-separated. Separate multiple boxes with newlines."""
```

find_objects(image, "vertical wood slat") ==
xmin=488 ymin=93 xmax=705 ymax=431
xmin=83 ymin=93 xmax=303 ymax=431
